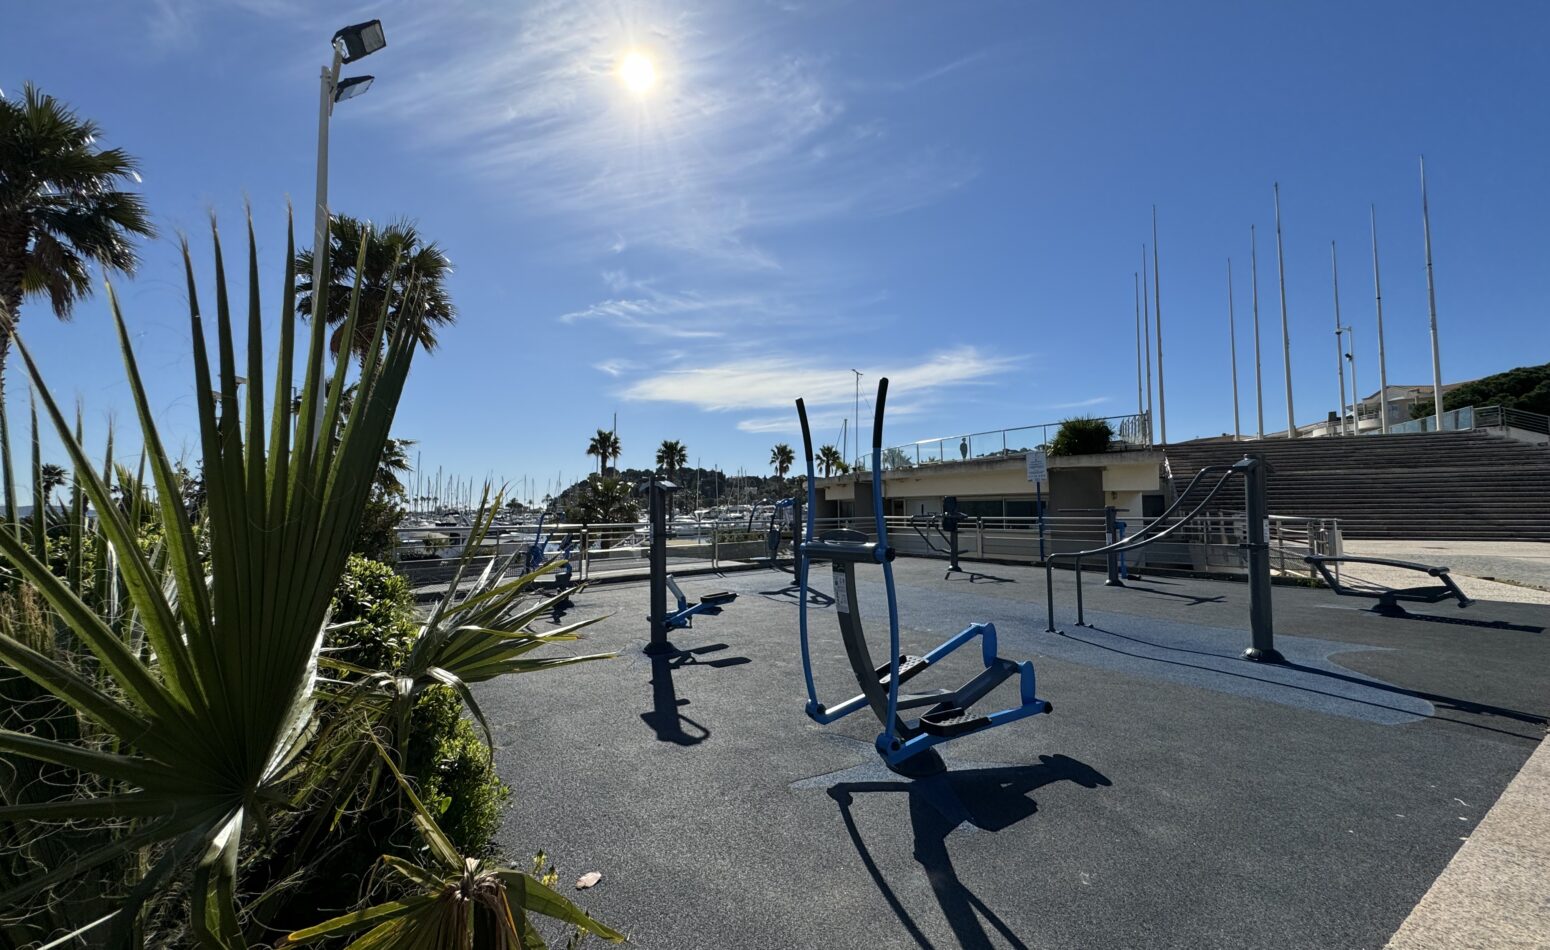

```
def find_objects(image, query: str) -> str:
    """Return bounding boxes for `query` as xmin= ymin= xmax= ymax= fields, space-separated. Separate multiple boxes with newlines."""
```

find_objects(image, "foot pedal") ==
xmin=919 ymin=705 xmax=990 ymax=737
xmin=876 ymin=655 xmax=927 ymax=687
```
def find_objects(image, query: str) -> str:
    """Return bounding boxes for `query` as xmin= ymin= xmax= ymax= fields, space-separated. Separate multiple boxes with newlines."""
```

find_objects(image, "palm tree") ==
xmin=770 ymin=443 xmax=795 ymax=479
xmin=295 ymin=215 xmax=455 ymax=358
xmin=375 ymin=437 xmax=414 ymax=499
xmin=816 ymin=444 xmax=848 ymax=478
xmin=586 ymin=428 xmax=621 ymax=476
xmin=0 ymin=84 xmax=153 ymax=393
xmin=565 ymin=474 xmax=638 ymax=525
xmin=38 ymin=462 xmax=66 ymax=512
xmin=656 ymin=439 xmax=687 ymax=476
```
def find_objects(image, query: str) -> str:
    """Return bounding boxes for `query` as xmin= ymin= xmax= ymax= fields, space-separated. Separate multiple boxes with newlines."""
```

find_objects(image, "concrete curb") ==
xmin=1385 ymin=734 xmax=1550 ymax=948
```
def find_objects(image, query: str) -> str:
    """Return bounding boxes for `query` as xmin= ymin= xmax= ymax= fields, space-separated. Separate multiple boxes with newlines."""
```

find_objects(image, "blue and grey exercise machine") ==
xmin=908 ymin=497 xmax=995 ymax=581
xmin=795 ymin=378 xmax=1052 ymax=775
xmin=643 ymin=474 xmax=737 ymax=656
xmin=764 ymin=498 xmax=801 ymax=573
xmin=1304 ymin=554 xmax=1473 ymax=616
xmin=1046 ymin=455 xmax=1283 ymax=663
xmin=523 ymin=513 xmax=575 ymax=593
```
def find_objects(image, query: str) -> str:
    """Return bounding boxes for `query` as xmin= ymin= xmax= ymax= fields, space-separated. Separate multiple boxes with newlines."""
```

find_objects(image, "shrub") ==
xmin=330 ymin=554 xmax=417 ymax=670
xmin=408 ymin=685 xmax=510 ymax=853
xmin=1049 ymin=416 xmax=1114 ymax=457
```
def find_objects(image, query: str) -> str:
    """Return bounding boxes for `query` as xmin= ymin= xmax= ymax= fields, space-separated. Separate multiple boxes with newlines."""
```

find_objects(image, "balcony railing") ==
xmin=856 ymin=411 xmax=1151 ymax=472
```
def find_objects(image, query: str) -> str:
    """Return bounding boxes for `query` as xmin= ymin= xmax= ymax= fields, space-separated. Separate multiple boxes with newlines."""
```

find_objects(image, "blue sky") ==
xmin=5 ymin=0 xmax=1548 ymax=504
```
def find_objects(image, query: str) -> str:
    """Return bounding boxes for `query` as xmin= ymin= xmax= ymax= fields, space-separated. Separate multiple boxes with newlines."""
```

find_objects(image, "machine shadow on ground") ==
xmin=1060 ymin=623 xmax=1548 ymax=739
xmin=827 ymin=754 xmax=1112 ymax=950
xmin=640 ymin=642 xmax=751 ymax=746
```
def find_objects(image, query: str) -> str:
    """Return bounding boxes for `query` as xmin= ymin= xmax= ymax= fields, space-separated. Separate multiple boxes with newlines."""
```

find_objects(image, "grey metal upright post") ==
xmin=1104 ymin=505 xmax=1123 ymax=586
xmin=1239 ymin=456 xmax=1283 ymax=663
xmin=644 ymin=475 xmax=675 ymax=656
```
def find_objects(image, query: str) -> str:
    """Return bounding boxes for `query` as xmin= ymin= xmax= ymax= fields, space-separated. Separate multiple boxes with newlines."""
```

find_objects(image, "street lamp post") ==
xmin=309 ymin=19 xmax=386 ymax=440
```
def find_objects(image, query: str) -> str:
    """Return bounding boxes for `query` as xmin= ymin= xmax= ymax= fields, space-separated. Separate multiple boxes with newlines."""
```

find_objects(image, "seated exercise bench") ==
xmin=664 ymin=574 xmax=738 ymax=630
xmin=1304 ymin=554 xmax=1474 ymax=615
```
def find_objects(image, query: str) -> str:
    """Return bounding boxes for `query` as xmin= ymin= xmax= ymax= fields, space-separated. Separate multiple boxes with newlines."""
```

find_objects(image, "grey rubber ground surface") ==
xmin=478 ymin=558 xmax=1548 ymax=949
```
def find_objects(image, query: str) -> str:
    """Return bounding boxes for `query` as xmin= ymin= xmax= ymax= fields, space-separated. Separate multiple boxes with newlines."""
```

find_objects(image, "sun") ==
xmin=618 ymin=52 xmax=657 ymax=94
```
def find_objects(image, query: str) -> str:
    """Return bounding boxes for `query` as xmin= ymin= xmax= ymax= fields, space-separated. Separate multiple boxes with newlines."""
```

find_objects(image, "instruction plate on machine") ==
xmin=1025 ymin=449 xmax=1048 ymax=484
xmin=833 ymin=571 xmax=851 ymax=613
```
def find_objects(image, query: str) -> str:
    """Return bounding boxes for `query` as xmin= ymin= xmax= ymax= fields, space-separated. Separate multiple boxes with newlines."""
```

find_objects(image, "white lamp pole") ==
xmin=308 ymin=20 xmax=385 ymax=441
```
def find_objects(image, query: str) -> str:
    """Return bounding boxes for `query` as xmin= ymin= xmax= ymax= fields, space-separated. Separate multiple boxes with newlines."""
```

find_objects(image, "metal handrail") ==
xmin=857 ymin=411 xmax=1150 ymax=471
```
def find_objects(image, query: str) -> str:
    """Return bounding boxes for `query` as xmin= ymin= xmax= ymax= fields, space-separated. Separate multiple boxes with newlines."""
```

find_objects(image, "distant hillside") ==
xmin=1413 ymin=362 xmax=1550 ymax=419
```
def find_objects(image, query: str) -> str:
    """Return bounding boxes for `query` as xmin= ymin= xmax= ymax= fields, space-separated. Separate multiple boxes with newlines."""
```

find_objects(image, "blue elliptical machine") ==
xmin=795 ymin=378 xmax=1052 ymax=776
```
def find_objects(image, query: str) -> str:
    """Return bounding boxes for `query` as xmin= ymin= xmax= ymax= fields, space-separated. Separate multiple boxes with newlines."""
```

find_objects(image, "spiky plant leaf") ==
xmin=0 ymin=210 xmax=423 ymax=940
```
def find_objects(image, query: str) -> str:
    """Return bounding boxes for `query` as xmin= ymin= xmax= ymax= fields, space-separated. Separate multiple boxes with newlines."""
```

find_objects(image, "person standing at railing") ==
xmin=960 ymin=438 xmax=969 ymax=460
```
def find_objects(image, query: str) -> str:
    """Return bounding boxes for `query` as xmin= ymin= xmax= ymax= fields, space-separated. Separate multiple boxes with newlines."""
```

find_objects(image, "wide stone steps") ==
xmin=1162 ymin=431 xmax=1550 ymax=541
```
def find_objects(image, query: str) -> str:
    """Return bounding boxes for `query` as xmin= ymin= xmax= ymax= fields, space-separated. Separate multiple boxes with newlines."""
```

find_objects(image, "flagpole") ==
xmin=1142 ymin=245 xmax=1153 ymax=445
xmin=1274 ymin=183 xmax=1296 ymax=437
xmin=1370 ymin=205 xmax=1390 ymax=433
xmin=1134 ymin=272 xmax=1144 ymax=421
xmin=1227 ymin=258 xmax=1241 ymax=441
xmin=1250 ymin=225 xmax=1265 ymax=439
xmin=1152 ymin=206 xmax=1166 ymax=445
xmin=1420 ymin=156 xmax=1444 ymax=428
xmin=1332 ymin=241 xmax=1348 ymax=435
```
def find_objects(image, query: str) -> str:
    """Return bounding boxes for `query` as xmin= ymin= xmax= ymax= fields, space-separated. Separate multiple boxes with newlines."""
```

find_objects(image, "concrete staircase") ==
xmin=1162 ymin=431 xmax=1550 ymax=541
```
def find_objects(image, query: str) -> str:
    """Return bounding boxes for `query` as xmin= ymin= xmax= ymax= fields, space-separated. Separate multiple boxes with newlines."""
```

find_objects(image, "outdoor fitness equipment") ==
xmin=765 ymin=498 xmax=801 ymax=573
xmin=1046 ymin=456 xmax=1282 ymax=663
xmin=908 ymin=497 xmax=993 ymax=581
xmin=644 ymin=475 xmax=736 ymax=655
xmin=1304 ymin=554 xmax=1473 ymax=616
xmin=524 ymin=514 xmax=574 ymax=591
xmin=796 ymin=378 xmax=1051 ymax=774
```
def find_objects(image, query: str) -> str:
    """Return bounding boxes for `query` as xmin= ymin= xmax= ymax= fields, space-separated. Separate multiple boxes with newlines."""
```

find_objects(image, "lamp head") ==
xmin=333 ymin=19 xmax=386 ymax=63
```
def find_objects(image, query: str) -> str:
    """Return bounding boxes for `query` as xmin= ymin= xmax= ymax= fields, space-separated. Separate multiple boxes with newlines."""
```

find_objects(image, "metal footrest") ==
xmin=699 ymin=591 xmax=737 ymax=606
xmin=918 ymin=705 xmax=991 ymax=737
xmin=876 ymin=654 xmax=927 ymax=687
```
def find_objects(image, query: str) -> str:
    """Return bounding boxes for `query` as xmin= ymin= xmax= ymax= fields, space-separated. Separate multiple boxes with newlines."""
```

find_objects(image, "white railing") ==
xmin=858 ymin=411 xmax=1151 ymax=472
xmin=392 ymin=517 xmax=773 ymax=585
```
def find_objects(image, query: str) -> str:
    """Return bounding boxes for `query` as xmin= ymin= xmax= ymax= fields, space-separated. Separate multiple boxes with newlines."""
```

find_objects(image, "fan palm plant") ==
xmin=281 ymin=745 xmax=624 ymax=949
xmin=0 ymin=211 xmax=423 ymax=942
xmin=655 ymin=439 xmax=686 ymax=476
xmin=585 ymin=429 xmax=620 ymax=477
xmin=816 ymin=444 xmax=847 ymax=478
xmin=0 ymin=83 xmax=154 ymax=395
xmin=295 ymin=214 xmax=455 ymax=359
xmin=770 ymin=443 xmax=794 ymax=479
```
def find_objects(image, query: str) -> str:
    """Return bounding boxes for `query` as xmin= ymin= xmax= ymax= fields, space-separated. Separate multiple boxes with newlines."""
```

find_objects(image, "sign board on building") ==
xmin=1025 ymin=448 xmax=1048 ymax=484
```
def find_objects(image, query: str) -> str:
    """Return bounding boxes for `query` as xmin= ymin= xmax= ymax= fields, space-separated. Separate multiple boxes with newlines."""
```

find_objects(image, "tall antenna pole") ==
xmin=1152 ymin=207 xmax=1166 ymax=445
xmin=1134 ymin=272 xmax=1144 ymax=421
xmin=1370 ymin=205 xmax=1390 ymax=433
xmin=1251 ymin=226 xmax=1264 ymax=439
xmin=1227 ymin=258 xmax=1241 ymax=441
xmin=1274 ymin=183 xmax=1297 ymax=437
xmin=1142 ymin=245 xmax=1153 ymax=445
xmin=1332 ymin=241 xmax=1348 ymax=436
xmin=1420 ymin=156 xmax=1444 ymax=429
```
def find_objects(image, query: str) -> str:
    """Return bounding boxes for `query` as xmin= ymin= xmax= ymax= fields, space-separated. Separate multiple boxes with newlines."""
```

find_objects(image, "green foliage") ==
xmin=655 ymin=438 xmax=687 ymax=473
xmin=1049 ymin=416 xmax=1113 ymax=457
xmin=408 ymin=686 xmax=508 ymax=853
xmin=1410 ymin=362 xmax=1550 ymax=419
xmin=0 ymin=83 xmax=154 ymax=368
xmin=586 ymin=429 xmax=621 ymax=476
xmin=296 ymin=215 xmax=456 ymax=358
xmin=816 ymin=444 xmax=849 ymax=477
xmin=770 ymin=442 xmax=795 ymax=478
xmin=564 ymin=474 xmax=639 ymax=524
xmin=330 ymin=555 xmax=417 ymax=670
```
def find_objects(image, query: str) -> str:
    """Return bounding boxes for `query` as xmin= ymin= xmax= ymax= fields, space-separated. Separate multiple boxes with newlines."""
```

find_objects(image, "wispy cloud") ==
xmin=1044 ymin=396 xmax=1111 ymax=410
xmin=624 ymin=346 xmax=1018 ymax=432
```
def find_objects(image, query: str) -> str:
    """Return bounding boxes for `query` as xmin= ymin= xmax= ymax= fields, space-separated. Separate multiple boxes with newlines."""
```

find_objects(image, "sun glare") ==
xmin=618 ymin=52 xmax=657 ymax=94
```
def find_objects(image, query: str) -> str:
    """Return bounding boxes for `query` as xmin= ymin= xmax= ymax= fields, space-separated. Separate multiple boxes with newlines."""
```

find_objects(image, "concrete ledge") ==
xmin=1385 ymin=735 xmax=1550 ymax=949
